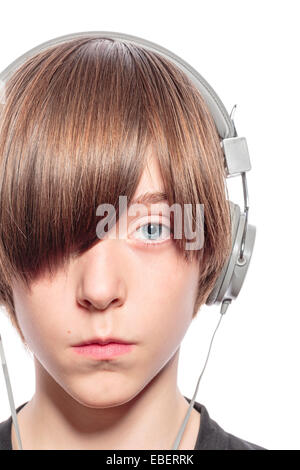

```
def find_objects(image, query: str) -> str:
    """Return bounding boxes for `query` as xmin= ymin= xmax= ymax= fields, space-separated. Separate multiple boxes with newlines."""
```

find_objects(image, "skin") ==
xmin=10 ymin=152 xmax=201 ymax=450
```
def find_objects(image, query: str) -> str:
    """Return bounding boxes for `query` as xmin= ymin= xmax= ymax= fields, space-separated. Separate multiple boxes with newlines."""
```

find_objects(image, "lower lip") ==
xmin=72 ymin=342 xmax=134 ymax=359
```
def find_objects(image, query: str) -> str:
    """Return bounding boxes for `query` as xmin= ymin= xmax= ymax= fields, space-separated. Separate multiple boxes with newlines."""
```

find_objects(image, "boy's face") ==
xmin=11 ymin=154 xmax=200 ymax=407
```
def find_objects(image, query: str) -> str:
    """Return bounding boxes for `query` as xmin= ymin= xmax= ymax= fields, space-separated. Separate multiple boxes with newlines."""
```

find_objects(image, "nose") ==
xmin=76 ymin=239 xmax=126 ymax=312
xmin=77 ymin=292 xmax=124 ymax=311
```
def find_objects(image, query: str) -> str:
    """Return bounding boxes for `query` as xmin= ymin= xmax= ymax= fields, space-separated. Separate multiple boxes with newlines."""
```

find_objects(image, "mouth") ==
xmin=72 ymin=337 xmax=135 ymax=360
xmin=73 ymin=337 xmax=133 ymax=346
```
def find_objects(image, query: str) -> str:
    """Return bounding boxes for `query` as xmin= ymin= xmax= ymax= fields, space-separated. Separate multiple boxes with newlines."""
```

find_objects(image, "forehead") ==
xmin=132 ymin=152 xmax=165 ymax=200
xmin=125 ymin=152 xmax=170 ymax=220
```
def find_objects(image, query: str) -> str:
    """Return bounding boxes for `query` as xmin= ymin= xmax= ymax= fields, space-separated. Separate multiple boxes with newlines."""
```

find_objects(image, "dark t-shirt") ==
xmin=0 ymin=396 xmax=266 ymax=450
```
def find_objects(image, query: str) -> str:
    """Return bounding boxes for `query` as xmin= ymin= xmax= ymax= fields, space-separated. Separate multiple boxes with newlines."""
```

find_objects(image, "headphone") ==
xmin=0 ymin=31 xmax=256 ymax=450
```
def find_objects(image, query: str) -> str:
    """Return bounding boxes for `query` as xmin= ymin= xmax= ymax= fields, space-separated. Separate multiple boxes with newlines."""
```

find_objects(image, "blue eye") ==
xmin=134 ymin=222 xmax=173 ymax=246
xmin=139 ymin=223 xmax=162 ymax=240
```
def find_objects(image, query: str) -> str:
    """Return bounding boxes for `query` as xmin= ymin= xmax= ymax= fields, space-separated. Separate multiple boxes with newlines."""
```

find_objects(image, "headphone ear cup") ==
xmin=205 ymin=200 xmax=239 ymax=305
xmin=205 ymin=200 xmax=256 ymax=307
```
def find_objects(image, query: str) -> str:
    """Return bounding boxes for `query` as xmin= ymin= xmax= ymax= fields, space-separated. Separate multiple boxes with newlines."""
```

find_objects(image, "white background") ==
xmin=0 ymin=0 xmax=299 ymax=451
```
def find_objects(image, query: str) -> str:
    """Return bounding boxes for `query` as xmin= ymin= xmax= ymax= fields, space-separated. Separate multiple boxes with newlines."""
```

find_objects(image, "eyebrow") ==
xmin=129 ymin=191 xmax=169 ymax=206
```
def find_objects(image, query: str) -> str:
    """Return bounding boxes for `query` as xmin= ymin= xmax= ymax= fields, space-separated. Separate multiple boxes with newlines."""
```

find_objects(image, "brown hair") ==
xmin=0 ymin=35 xmax=231 ymax=344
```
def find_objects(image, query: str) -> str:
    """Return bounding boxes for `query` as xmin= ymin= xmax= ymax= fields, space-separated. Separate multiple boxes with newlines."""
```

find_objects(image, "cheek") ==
xmin=130 ymin=251 xmax=199 ymax=356
xmin=135 ymin=248 xmax=199 ymax=314
xmin=12 ymin=285 xmax=66 ymax=356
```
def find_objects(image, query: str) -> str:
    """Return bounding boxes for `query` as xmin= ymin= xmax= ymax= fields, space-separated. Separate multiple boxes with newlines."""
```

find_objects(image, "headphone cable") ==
xmin=171 ymin=299 xmax=231 ymax=450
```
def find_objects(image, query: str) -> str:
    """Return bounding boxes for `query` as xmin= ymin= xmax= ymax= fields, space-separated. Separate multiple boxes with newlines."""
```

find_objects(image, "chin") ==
xmin=63 ymin=379 xmax=140 ymax=409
